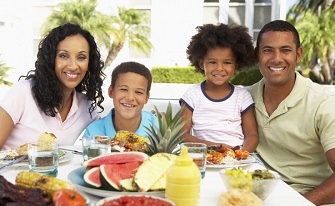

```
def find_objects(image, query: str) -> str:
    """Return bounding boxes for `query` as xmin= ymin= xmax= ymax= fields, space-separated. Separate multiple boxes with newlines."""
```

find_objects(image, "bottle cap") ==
xmin=176 ymin=146 xmax=193 ymax=166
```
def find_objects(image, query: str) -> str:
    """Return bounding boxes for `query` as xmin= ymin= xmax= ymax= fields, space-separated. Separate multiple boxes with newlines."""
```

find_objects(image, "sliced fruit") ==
xmin=134 ymin=153 xmax=177 ymax=192
xmin=82 ymin=152 xmax=148 ymax=167
xmin=100 ymin=162 xmax=142 ymax=191
xmin=83 ymin=167 xmax=101 ymax=188
xmin=150 ymin=173 xmax=166 ymax=191
xmin=119 ymin=178 xmax=138 ymax=192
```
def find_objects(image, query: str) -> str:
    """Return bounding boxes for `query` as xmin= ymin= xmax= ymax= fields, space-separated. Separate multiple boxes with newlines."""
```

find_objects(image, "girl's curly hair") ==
xmin=21 ymin=23 xmax=105 ymax=117
xmin=186 ymin=23 xmax=256 ymax=75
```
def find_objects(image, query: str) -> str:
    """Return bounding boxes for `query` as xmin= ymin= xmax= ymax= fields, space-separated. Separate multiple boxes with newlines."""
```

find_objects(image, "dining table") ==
xmin=0 ymin=145 xmax=315 ymax=206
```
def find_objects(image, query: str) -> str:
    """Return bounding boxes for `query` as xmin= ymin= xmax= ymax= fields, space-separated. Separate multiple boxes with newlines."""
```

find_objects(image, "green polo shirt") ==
xmin=249 ymin=72 xmax=335 ymax=193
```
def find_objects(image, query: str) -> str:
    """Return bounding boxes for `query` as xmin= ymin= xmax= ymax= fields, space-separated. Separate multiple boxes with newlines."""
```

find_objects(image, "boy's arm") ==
xmin=241 ymin=107 xmax=258 ymax=152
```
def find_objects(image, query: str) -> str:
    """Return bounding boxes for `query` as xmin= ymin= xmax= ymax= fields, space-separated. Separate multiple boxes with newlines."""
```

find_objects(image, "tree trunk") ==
xmin=104 ymin=41 xmax=125 ymax=70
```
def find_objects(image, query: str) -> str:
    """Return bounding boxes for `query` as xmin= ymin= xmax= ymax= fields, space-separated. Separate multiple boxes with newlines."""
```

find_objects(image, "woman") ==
xmin=0 ymin=23 xmax=105 ymax=150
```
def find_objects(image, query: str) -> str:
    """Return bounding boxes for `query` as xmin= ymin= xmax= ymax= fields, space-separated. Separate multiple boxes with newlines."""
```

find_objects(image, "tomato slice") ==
xmin=52 ymin=189 xmax=86 ymax=206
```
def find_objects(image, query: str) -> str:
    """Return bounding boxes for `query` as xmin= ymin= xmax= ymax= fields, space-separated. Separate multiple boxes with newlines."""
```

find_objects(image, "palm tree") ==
xmin=42 ymin=0 xmax=153 ymax=70
xmin=104 ymin=7 xmax=152 ymax=69
xmin=0 ymin=58 xmax=13 ymax=86
xmin=287 ymin=0 xmax=335 ymax=84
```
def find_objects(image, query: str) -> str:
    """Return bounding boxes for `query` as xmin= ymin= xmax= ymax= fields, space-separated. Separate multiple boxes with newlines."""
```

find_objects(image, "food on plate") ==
xmin=220 ymin=168 xmax=280 ymax=200
xmin=207 ymin=148 xmax=250 ymax=165
xmin=52 ymin=189 xmax=86 ymax=206
xmin=111 ymin=130 xmax=149 ymax=152
xmin=38 ymin=132 xmax=57 ymax=144
xmin=96 ymin=195 xmax=175 ymax=206
xmin=16 ymin=132 xmax=57 ymax=156
xmin=83 ymin=166 xmax=102 ymax=188
xmin=224 ymin=168 xmax=275 ymax=180
xmin=217 ymin=188 xmax=262 ymax=206
xmin=134 ymin=153 xmax=177 ymax=192
xmin=100 ymin=161 xmax=143 ymax=191
xmin=235 ymin=149 xmax=250 ymax=159
xmin=82 ymin=151 xmax=149 ymax=167
xmin=15 ymin=171 xmax=75 ymax=197
xmin=0 ymin=175 xmax=50 ymax=206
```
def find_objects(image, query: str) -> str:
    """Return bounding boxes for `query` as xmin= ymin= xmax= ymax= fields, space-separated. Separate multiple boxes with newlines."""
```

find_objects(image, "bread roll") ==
xmin=16 ymin=143 xmax=29 ymax=156
xmin=38 ymin=132 xmax=56 ymax=144
xmin=217 ymin=189 xmax=262 ymax=206
xmin=16 ymin=132 xmax=57 ymax=155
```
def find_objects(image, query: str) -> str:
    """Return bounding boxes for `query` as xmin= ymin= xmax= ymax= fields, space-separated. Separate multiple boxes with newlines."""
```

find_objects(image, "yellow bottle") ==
xmin=165 ymin=146 xmax=201 ymax=206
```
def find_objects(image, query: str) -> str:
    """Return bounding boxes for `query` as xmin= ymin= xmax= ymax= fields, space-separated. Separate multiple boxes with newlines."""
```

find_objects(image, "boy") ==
xmin=82 ymin=61 xmax=158 ymax=138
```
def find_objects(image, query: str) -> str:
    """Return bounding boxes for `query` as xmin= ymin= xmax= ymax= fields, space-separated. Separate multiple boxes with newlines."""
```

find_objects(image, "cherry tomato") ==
xmin=52 ymin=189 xmax=86 ymax=206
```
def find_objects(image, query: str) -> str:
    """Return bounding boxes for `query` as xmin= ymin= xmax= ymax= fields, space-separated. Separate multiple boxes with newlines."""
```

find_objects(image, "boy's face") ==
xmin=108 ymin=72 xmax=149 ymax=121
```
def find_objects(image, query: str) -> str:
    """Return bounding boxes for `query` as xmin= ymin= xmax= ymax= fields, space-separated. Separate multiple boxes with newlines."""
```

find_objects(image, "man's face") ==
xmin=257 ymin=31 xmax=303 ymax=87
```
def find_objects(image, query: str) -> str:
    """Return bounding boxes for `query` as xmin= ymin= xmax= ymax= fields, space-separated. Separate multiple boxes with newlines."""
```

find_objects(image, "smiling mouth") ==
xmin=269 ymin=67 xmax=284 ymax=71
xmin=65 ymin=72 xmax=80 ymax=79
xmin=121 ymin=103 xmax=135 ymax=108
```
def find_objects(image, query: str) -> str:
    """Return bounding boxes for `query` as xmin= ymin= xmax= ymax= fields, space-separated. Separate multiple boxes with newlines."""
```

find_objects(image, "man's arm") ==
xmin=304 ymin=148 xmax=335 ymax=205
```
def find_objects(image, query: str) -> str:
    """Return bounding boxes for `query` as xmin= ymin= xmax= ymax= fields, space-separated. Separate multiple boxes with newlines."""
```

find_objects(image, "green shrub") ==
xmin=152 ymin=66 xmax=205 ymax=83
xmin=151 ymin=66 xmax=262 ymax=86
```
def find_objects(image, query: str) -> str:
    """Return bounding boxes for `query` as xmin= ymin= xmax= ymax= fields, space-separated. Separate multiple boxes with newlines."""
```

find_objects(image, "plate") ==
xmin=206 ymin=156 xmax=256 ymax=169
xmin=68 ymin=166 xmax=165 ymax=198
xmin=0 ymin=150 xmax=74 ymax=166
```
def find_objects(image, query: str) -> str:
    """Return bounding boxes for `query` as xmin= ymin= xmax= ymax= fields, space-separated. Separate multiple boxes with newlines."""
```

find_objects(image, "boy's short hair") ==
xmin=111 ymin=61 xmax=152 ymax=94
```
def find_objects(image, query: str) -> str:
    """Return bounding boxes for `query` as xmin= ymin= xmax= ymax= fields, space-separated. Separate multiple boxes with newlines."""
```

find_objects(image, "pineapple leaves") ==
xmin=144 ymin=102 xmax=187 ymax=155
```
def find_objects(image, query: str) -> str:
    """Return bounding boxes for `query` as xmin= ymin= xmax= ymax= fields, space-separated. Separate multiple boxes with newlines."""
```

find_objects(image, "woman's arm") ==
xmin=0 ymin=106 xmax=14 ymax=149
xmin=241 ymin=107 xmax=258 ymax=152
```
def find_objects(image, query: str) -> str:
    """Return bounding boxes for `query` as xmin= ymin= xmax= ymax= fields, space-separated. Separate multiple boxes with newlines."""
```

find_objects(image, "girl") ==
xmin=180 ymin=23 xmax=258 ymax=152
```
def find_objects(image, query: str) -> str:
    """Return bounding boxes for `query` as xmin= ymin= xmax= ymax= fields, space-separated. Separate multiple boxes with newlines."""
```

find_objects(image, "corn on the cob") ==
xmin=15 ymin=171 xmax=74 ymax=197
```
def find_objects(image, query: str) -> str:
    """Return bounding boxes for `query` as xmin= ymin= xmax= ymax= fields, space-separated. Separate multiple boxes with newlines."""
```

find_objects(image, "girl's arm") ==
xmin=241 ymin=107 xmax=258 ymax=152
xmin=0 ymin=107 xmax=14 ymax=149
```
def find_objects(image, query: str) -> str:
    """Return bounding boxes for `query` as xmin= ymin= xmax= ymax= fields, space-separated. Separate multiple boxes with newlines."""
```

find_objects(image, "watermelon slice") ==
xmin=100 ymin=162 xmax=142 ymax=191
xmin=82 ymin=152 xmax=148 ymax=167
xmin=83 ymin=166 xmax=101 ymax=188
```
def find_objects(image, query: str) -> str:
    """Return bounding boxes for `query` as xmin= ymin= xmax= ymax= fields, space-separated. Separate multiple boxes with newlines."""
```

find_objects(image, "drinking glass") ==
xmin=180 ymin=142 xmax=207 ymax=179
xmin=28 ymin=142 xmax=59 ymax=177
xmin=82 ymin=135 xmax=111 ymax=161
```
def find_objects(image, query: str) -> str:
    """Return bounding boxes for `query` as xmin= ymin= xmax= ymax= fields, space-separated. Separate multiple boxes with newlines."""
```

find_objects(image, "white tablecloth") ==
xmin=0 ymin=145 xmax=315 ymax=206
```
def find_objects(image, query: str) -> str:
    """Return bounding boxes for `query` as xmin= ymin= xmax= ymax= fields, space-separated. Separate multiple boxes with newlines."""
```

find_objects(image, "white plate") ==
xmin=96 ymin=195 xmax=175 ymax=206
xmin=0 ymin=150 xmax=74 ymax=166
xmin=206 ymin=156 xmax=256 ymax=169
xmin=67 ymin=166 xmax=165 ymax=198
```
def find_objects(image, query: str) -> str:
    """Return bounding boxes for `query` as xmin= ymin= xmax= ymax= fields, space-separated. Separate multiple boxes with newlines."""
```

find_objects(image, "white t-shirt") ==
xmin=180 ymin=82 xmax=254 ymax=146
xmin=0 ymin=80 xmax=99 ymax=150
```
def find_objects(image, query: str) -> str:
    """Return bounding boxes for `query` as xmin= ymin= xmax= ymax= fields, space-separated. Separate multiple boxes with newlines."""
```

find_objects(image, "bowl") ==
xmin=219 ymin=168 xmax=280 ymax=200
xmin=95 ymin=195 xmax=176 ymax=206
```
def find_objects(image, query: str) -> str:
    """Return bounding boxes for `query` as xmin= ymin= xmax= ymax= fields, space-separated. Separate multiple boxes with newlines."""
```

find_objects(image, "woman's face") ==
xmin=55 ymin=34 xmax=89 ymax=92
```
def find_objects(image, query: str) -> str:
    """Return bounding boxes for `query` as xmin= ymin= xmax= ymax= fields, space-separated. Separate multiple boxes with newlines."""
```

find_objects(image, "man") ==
xmin=249 ymin=20 xmax=335 ymax=205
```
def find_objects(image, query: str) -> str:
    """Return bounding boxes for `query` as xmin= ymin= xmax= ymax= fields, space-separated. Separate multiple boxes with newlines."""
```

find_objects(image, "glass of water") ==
xmin=82 ymin=135 xmax=111 ymax=161
xmin=28 ymin=142 xmax=59 ymax=177
xmin=180 ymin=142 xmax=207 ymax=179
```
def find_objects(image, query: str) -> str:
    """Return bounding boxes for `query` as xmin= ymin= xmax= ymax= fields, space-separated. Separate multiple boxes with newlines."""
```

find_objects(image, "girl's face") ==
xmin=55 ymin=34 xmax=89 ymax=93
xmin=108 ymin=72 xmax=149 ymax=121
xmin=198 ymin=47 xmax=237 ymax=87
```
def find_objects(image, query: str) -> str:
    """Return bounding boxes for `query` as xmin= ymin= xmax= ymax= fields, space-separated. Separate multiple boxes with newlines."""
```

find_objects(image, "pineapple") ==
xmin=144 ymin=102 xmax=187 ymax=156
xmin=134 ymin=153 xmax=177 ymax=192
xmin=133 ymin=102 xmax=188 ymax=192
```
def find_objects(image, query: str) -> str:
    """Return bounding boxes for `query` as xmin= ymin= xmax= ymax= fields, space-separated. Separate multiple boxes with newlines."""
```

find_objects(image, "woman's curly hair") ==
xmin=186 ymin=23 xmax=256 ymax=75
xmin=21 ymin=23 xmax=105 ymax=117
